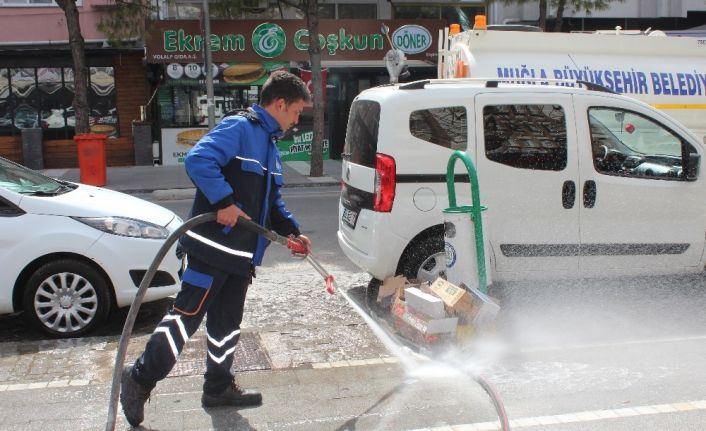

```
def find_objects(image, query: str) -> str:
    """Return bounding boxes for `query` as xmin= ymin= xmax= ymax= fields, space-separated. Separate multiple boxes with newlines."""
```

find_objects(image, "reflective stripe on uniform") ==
xmin=208 ymin=346 xmax=238 ymax=364
xmin=207 ymin=329 xmax=241 ymax=348
xmin=155 ymin=327 xmax=179 ymax=358
xmin=186 ymin=231 xmax=254 ymax=258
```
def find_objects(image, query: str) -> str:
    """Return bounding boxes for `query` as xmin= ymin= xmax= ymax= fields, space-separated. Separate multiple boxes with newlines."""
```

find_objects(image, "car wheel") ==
xmin=397 ymin=234 xmax=445 ymax=283
xmin=22 ymin=259 xmax=110 ymax=338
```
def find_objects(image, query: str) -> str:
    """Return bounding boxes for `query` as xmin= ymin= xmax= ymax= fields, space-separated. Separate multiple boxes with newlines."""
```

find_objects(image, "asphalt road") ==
xmin=158 ymin=187 xmax=706 ymax=430
xmin=2 ymin=186 xmax=706 ymax=430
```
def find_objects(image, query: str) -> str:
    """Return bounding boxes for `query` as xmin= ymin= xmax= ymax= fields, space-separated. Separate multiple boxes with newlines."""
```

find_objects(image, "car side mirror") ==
xmin=685 ymin=152 xmax=700 ymax=181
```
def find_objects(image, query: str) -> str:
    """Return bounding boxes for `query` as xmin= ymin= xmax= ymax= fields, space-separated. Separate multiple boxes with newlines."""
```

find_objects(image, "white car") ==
xmin=0 ymin=156 xmax=182 ymax=337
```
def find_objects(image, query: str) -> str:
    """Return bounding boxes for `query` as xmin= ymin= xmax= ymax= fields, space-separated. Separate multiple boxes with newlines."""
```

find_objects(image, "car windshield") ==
xmin=0 ymin=157 xmax=72 ymax=195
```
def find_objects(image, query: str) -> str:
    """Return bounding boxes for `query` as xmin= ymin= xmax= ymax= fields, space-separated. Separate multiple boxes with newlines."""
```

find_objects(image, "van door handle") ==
xmin=562 ymin=180 xmax=575 ymax=209
xmin=583 ymin=180 xmax=597 ymax=208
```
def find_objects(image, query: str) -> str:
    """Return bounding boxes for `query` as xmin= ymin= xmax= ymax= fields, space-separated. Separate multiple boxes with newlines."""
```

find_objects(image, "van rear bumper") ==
xmin=337 ymin=229 xmax=406 ymax=281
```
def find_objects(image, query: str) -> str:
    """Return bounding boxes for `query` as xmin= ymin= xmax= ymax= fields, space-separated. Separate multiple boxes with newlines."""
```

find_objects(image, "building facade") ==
xmin=0 ymin=0 xmax=704 ymax=166
xmin=0 ymin=0 xmax=150 ymax=167
xmin=490 ymin=0 xmax=706 ymax=32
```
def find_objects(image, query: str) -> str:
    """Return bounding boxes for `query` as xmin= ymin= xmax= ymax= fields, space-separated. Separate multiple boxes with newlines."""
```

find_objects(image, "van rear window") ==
xmin=344 ymin=100 xmax=380 ymax=168
xmin=410 ymin=106 xmax=467 ymax=150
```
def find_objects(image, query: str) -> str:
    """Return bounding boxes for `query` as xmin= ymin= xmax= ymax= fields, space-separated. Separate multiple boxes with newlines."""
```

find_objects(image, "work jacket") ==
xmin=179 ymin=104 xmax=300 ymax=276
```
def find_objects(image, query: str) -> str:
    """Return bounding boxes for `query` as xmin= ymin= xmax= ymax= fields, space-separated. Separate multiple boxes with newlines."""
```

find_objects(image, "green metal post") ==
xmin=445 ymin=150 xmax=487 ymax=293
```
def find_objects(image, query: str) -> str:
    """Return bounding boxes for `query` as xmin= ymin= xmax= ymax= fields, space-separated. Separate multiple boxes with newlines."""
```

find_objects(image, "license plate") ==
xmin=342 ymin=207 xmax=358 ymax=229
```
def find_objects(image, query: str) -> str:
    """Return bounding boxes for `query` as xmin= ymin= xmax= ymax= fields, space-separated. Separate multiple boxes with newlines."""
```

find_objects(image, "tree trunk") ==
xmin=553 ymin=0 xmax=566 ymax=32
xmin=538 ymin=0 xmax=547 ymax=31
xmin=306 ymin=0 xmax=324 ymax=177
xmin=57 ymin=0 xmax=90 ymax=134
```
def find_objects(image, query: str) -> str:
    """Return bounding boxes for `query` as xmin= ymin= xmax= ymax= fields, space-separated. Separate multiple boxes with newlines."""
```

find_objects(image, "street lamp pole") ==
xmin=201 ymin=0 xmax=215 ymax=129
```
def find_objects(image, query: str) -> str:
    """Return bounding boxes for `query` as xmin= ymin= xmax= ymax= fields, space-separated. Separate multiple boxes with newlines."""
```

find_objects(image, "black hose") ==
xmin=105 ymin=212 xmax=216 ymax=431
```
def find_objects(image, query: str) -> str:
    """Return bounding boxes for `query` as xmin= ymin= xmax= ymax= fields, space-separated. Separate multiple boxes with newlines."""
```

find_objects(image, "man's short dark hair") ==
xmin=260 ymin=70 xmax=311 ymax=106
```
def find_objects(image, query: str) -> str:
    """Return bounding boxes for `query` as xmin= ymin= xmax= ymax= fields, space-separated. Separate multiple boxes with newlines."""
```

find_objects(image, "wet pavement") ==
xmin=4 ymin=162 xmax=706 ymax=429
xmin=0 ymin=259 xmax=510 ymax=431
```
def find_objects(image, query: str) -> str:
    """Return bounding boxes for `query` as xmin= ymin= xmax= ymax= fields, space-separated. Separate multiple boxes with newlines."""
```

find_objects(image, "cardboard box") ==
xmin=404 ymin=287 xmax=446 ymax=319
xmin=406 ymin=279 xmax=432 ymax=295
xmin=392 ymin=314 xmax=442 ymax=345
xmin=455 ymin=324 xmax=475 ymax=343
xmin=430 ymin=278 xmax=500 ymax=327
xmin=430 ymin=277 xmax=470 ymax=309
xmin=392 ymin=297 xmax=458 ymax=335
xmin=377 ymin=275 xmax=407 ymax=309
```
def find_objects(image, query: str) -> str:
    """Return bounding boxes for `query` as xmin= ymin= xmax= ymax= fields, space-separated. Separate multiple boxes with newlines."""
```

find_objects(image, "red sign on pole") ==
xmin=299 ymin=68 xmax=328 ymax=108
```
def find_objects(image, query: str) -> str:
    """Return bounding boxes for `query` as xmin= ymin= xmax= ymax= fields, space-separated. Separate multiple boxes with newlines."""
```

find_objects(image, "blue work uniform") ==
xmin=131 ymin=105 xmax=300 ymax=395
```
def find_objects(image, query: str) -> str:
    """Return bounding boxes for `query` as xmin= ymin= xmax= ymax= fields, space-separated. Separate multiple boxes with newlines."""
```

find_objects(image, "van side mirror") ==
xmin=685 ymin=153 xmax=700 ymax=181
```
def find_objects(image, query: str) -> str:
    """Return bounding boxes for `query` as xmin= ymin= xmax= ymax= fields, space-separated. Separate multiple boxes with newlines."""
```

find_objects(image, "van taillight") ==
xmin=374 ymin=153 xmax=396 ymax=212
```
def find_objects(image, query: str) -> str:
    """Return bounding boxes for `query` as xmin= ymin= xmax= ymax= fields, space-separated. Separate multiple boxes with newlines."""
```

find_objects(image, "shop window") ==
xmin=158 ymin=84 xmax=261 ymax=128
xmin=0 ymin=66 xmax=118 ymax=138
xmin=483 ymin=104 xmax=567 ymax=171
xmin=338 ymin=4 xmax=376 ymax=19
xmin=409 ymin=106 xmax=467 ymax=150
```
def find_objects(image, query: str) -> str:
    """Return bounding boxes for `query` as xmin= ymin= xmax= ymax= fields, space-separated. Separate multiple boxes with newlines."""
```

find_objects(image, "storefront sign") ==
xmin=277 ymin=130 xmax=330 ymax=162
xmin=392 ymin=25 xmax=433 ymax=55
xmin=161 ymin=127 xmax=329 ymax=165
xmin=165 ymin=61 xmax=288 ymax=86
xmin=146 ymin=19 xmax=443 ymax=64
xmin=161 ymin=127 xmax=208 ymax=166
xmin=298 ymin=68 xmax=328 ymax=105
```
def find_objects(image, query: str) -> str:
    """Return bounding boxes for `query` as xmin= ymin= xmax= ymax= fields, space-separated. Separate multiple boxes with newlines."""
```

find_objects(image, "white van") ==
xmin=337 ymin=78 xmax=706 ymax=288
xmin=439 ymin=27 xmax=706 ymax=146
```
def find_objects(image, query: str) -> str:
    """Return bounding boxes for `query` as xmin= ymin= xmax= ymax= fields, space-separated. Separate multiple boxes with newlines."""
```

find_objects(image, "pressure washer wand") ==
xmin=237 ymin=217 xmax=336 ymax=294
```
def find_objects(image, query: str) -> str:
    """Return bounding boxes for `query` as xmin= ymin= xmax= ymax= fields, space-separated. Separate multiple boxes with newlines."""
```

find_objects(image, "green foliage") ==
xmin=209 ymin=0 xmax=253 ymax=19
xmin=569 ymin=0 xmax=618 ymax=15
xmin=97 ymin=0 xmax=259 ymax=44
xmin=97 ymin=0 xmax=155 ymax=46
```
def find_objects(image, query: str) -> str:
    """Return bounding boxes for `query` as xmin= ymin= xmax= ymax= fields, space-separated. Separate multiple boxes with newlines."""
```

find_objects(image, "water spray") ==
xmin=105 ymin=213 xmax=509 ymax=430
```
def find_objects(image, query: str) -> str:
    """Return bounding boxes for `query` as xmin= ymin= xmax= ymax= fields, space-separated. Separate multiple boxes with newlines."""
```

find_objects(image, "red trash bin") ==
xmin=74 ymin=133 xmax=107 ymax=186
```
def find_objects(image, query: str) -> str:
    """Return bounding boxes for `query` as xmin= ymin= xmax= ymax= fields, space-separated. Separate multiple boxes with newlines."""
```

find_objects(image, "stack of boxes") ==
xmin=377 ymin=275 xmax=500 ymax=346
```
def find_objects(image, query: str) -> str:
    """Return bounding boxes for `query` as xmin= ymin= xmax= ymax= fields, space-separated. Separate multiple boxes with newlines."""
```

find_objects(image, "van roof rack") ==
xmin=398 ymin=77 xmax=615 ymax=93
xmin=575 ymin=80 xmax=616 ymax=93
xmin=398 ymin=80 xmax=430 ymax=90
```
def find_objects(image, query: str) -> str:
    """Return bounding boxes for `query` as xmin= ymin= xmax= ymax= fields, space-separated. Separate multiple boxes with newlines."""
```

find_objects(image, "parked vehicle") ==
xmin=439 ymin=25 xmax=706 ymax=147
xmin=337 ymin=78 xmax=706 ymax=289
xmin=0 ymin=157 xmax=182 ymax=337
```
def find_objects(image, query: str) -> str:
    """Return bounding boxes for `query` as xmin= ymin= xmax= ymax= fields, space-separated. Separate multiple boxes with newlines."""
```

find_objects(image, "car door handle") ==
xmin=583 ymin=180 xmax=597 ymax=208
xmin=562 ymin=180 xmax=576 ymax=209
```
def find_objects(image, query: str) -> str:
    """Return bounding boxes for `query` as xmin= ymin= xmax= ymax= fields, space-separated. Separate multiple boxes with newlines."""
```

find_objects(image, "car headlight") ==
xmin=73 ymin=216 xmax=169 ymax=239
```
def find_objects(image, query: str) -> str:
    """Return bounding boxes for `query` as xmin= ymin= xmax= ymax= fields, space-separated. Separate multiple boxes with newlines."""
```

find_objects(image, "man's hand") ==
xmin=217 ymin=204 xmax=250 ymax=227
xmin=296 ymin=234 xmax=312 ymax=252
xmin=287 ymin=234 xmax=312 ymax=256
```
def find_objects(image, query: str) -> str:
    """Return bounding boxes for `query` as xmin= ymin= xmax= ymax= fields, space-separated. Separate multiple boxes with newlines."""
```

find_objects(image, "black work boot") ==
xmin=202 ymin=381 xmax=263 ymax=408
xmin=120 ymin=366 xmax=152 ymax=427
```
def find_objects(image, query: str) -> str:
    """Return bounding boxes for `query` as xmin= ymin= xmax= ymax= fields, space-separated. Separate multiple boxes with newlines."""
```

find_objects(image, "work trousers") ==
xmin=131 ymin=256 xmax=250 ymax=395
